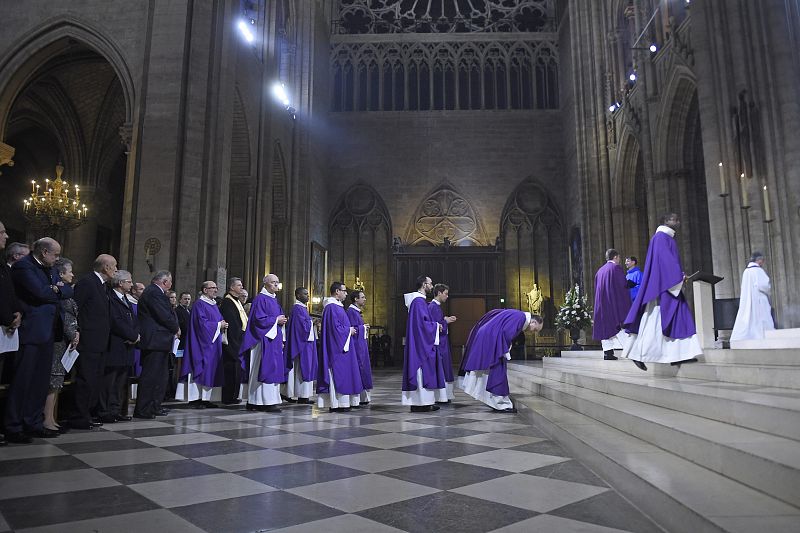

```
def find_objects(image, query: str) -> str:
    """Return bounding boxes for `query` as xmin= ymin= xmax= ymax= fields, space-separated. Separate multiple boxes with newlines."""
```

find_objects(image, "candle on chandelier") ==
xmin=718 ymin=162 xmax=727 ymax=196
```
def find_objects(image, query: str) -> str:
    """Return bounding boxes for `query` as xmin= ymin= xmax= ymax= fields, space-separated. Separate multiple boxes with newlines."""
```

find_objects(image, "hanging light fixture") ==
xmin=23 ymin=163 xmax=89 ymax=233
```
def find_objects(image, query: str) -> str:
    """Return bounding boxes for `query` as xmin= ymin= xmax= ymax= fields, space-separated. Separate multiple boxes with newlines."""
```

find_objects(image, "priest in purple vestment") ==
xmin=347 ymin=290 xmax=373 ymax=404
xmin=176 ymin=281 xmax=228 ymax=407
xmin=239 ymin=274 xmax=287 ymax=412
xmin=459 ymin=310 xmax=543 ymax=413
xmin=429 ymin=283 xmax=457 ymax=402
xmin=401 ymin=275 xmax=447 ymax=412
xmin=623 ymin=213 xmax=702 ymax=370
xmin=593 ymin=249 xmax=632 ymax=360
xmin=318 ymin=282 xmax=361 ymax=412
xmin=281 ymin=287 xmax=317 ymax=404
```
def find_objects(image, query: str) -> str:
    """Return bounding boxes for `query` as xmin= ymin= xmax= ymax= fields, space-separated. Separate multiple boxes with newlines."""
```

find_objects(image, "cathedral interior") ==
xmin=1 ymin=1 xmax=799 ymax=532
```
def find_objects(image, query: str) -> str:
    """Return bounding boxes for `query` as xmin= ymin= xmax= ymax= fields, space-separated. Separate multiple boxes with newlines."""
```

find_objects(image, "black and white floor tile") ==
xmin=0 ymin=372 xmax=661 ymax=532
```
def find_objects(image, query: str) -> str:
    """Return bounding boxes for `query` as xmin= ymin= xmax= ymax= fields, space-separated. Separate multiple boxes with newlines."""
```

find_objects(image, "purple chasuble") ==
xmin=129 ymin=299 xmax=142 ymax=377
xmin=180 ymin=298 xmax=224 ymax=387
xmin=346 ymin=306 xmax=373 ymax=390
xmin=462 ymin=309 xmax=528 ymax=397
xmin=240 ymin=292 xmax=287 ymax=384
xmin=285 ymin=303 xmax=318 ymax=382
xmin=318 ymin=300 xmax=362 ymax=395
xmin=428 ymin=301 xmax=454 ymax=382
xmin=624 ymin=230 xmax=696 ymax=339
xmin=401 ymin=294 xmax=445 ymax=391
xmin=592 ymin=262 xmax=631 ymax=340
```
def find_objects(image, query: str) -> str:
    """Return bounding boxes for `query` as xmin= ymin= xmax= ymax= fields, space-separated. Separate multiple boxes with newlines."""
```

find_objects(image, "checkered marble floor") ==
xmin=0 ymin=371 xmax=661 ymax=533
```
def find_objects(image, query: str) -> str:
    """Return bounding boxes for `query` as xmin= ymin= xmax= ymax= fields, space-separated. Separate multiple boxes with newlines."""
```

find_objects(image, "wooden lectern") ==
xmin=688 ymin=271 xmax=724 ymax=349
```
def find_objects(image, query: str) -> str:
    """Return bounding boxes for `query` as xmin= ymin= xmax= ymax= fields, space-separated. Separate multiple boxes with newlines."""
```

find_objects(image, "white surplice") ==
xmin=730 ymin=263 xmax=775 ymax=342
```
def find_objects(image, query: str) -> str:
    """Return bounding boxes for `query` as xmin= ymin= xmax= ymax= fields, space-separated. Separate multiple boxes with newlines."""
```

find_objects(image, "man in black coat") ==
xmin=71 ymin=254 xmax=117 ymax=429
xmin=6 ymin=237 xmax=72 ymax=443
xmin=0 ymin=222 xmax=22 ymax=446
xmin=99 ymin=270 xmax=139 ymax=422
xmin=219 ymin=277 xmax=247 ymax=404
xmin=134 ymin=270 xmax=179 ymax=419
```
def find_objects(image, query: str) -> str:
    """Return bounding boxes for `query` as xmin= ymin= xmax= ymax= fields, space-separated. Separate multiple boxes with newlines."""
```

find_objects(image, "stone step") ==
xmin=701 ymin=348 xmax=800 ymax=366
xmin=509 ymin=361 xmax=800 ymax=440
xmin=677 ymin=362 xmax=800 ymax=390
xmin=557 ymin=350 xmax=605 ymax=359
xmin=507 ymin=368 xmax=800 ymax=509
xmin=731 ymin=337 xmax=800 ymax=350
xmin=766 ymin=328 xmax=800 ymax=340
xmin=512 ymin=391 xmax=800 ymax=533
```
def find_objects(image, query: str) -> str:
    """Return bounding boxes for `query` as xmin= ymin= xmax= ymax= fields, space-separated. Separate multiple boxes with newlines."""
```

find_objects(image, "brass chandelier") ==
xmin=23 ymin=163 xmax=88 ymax=233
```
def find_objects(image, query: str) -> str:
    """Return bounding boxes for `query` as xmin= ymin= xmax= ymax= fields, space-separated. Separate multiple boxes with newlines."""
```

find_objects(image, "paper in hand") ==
xmin=61 ymin=347 xmax=80 ymax=373
xmin=0 ymin=326 xmax=19 ymax=354
xmin=171 ymin=337 xmax=180 ymax=355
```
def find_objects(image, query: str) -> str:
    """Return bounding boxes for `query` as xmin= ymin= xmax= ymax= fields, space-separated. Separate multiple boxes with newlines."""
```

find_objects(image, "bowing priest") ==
xmin=623 ymin=213 xmax=702 ymax=370
xmin=346 ymin=290 xmax=373 ymax=404
xmin=282 ymin=287 xmax=317 ymax=404
xmin=730 ymin=252 xmax=775 ymax=341
xmin=428 ymin=284 xmax=457 ymax=402
xmin=401 ymin=275 xmax=446 ymax=412
xmin=240 ymin=274 xmax=287 ymax=412
xmin=459 ymin=309 xmax=543 ymax=413
xmin=318 ymin=282 xmax=362 ymax=412
xmin=176 ymin=281 xmax=228 ymax=408
xmin=592 ymin=249 xmax=631 ymax=360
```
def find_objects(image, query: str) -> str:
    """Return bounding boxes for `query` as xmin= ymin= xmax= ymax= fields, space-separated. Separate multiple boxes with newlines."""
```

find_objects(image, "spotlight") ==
xmin=649 ymin=43 xmax=658 ymax=53
xmin=237 ymin=19 xmax=255 ymax=44
xmin=609 ymin=104 xmax=617 ymax=112
xmin=629 ymin=72 xmax=637 ymax=82
xmin=272 ymin=82 xmax=290 ymax=107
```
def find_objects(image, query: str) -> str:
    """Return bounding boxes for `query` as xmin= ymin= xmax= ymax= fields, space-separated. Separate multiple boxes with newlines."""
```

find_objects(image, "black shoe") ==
xmin=221 ymin=400 xmax=241 ymax=405
xmin=133 ymin=413 xmax=156 ymax=420
xmin=431 ymin=405 xmax=440 ymax=411
xmin=410 ymin=405 xmax=433 ymax=412
xmin=204 ymin=401 xmax=219 ymax=408
xmin=30 ymin=428 xmax=60 ymax=438
xmin=5 ymin=432 xmax=32 ymax=444
xmin=350 ymin=404 xmax=361 ymax=409
xmin=188 ymin=400 xmax=206 ymax=409
xmin=281 ymin=395 xmax=298 ymax=404
xmin=671 ymin=357 xmax=698 ymax=366
xmin=296 ymin=398 xmax=312 ymax=404
xmin=114 ymin=415 xmax=133 ymax=422
xmin=157 ymin=408 xmax=171 ymax=416
xmin=436 ymin=401 xmax=451 ymax=405
xmin=100 ymin=415 xmax=117 ymax=424
xmin=632 ymin=360 xmax=647 ymax=371
xmin=56 ymin=425 xmax=71 ymax=434
xmin=493 ymin=407 xmax=518 ymax=413
xmin=603 ymin=350 xmax=618 ymax=360
xmin=246 ymin=403 xmax=259 ymax=411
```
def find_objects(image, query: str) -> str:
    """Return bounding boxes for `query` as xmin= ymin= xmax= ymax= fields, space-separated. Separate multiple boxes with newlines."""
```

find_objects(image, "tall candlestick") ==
xmin=740 ymin=173 xmax=750 ymax=208
xmin=718 ymin=162 xmax=728 ymax=196
xmin=762 ymin=184 xmax=773 ymax=221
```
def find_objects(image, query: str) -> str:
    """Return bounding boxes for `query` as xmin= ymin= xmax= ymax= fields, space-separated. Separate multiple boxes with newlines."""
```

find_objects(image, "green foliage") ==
xmin=554 ymin=284 xmax=593 ymax=331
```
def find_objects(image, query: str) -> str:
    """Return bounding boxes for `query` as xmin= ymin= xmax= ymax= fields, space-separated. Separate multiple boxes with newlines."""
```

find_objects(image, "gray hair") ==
xmin=4 ymin=242 xmax=29 ymax=263
xmin=152 ymin=270 xmax=172 ymax=283
xmin=228 ymin=277 xmax=242 ymax=290
xmin=110 ymin=270 xmax=132 ymax=289
xmin=54 ymin=257 xmax=73 ymax=275
xmin=750 ymin=251 xmax=765 ymax=262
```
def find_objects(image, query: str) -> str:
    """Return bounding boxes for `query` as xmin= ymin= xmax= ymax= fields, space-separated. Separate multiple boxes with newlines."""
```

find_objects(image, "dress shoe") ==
xmin=431 ymin=404 xmax=440 ymax=411
xmin=262 ymin=405 xmax=282 ymax=413
xmin=493 ymin=407 xmax=518 ymax=414
xmin=246 ymin=403 xmax=259 ymax=411
xmin=157 ymin=408 xmax=171 ymax=416
xmin=329 ymin=407 xmax=351 ymax=413
xmin=350 ymin=404 xmax=361 ymax=409
xmin=603 ymin=350 xmax=618 ymax=360
xmin=5 ymin=432 xmax=32 ymax=444
xmin=44 ymin=425 xmax=70 ymax=434
xmin=188 ymin=400 xmax=206 ymax=409
xmin=281 ymin=395 xmax=298 ymax=404
xmin=632 ymin=360 xmax=648 ymax=371
xmin=410 ymin=405 xmax=433 ymax=412
xmin=30 ymin=428 xmax=60 ymax=438
xmin=203 ymin=401 xmax=219 ymax=408
xmin=114 ymin=415 xmax=133 ymax=422
xmin=91 ymin=417 xmax=104 ymax=425
xmin=100 ymin=415 xmax=118 ymax=424
xmin=133 ymin=413 xmax=156 ymax=420
xmin=296 ymin=398 xmax=312 ymax=405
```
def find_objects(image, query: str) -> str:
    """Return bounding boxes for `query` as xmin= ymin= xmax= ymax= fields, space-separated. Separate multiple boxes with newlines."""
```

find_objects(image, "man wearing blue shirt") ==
xmin=625 ymin=256 xmax=643 ymax=302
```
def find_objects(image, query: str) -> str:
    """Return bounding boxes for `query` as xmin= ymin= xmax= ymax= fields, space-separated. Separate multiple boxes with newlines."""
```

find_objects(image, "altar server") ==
xmin=429 ymin=284 xmax=457 ymax=401
xmin=318 ymin=282 xmax=361 ymax=412
xmin=282 ymin=287 xmax=317 ymax=403
xmin=730 ymin=252 xmax=775 ymax=341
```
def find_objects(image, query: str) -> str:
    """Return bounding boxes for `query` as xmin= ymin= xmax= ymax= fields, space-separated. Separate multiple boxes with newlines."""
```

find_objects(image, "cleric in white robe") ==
xmin=730 ymin=252 xmax=775 ymax=342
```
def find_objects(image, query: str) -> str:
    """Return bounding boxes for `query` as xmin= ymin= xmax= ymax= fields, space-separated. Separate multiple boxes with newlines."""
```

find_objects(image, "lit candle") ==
xmin=762 ymin=184 xmax=773 ymax=221
xmin=740 ymin=173 xmax=749 ymax=208
xmin=718 ymin=162 xmax=727 ymax=196
xmin=31 ymin=180 xmax=35 ymax=194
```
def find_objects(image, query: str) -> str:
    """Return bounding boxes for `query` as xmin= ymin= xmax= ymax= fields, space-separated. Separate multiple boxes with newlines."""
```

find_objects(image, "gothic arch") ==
xmin=404 ymin=182 xmax=489 ymax=246
xmin=328 ymin=183 xmax=393 ymax=331
xmin=269 ymin=140 xmax=289 ymax=277
xmin=613 ymin=128 xmax=648 ymax=258
xmin=0 ymin=17 xmax=135 ymax=140
xmin=226 ymin=87 xmax=252 ymax=283
xmin=500 ymin=178 xmax=566 ymax=328
xmin=654 ymin=69 xmax=697 ymax=172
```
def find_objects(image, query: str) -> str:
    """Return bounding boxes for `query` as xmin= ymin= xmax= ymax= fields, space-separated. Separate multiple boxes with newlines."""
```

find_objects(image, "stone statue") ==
xmin=526 ymin=283 xmax=543 ymax=316
xmin=354 ymin=277 xmax=365 ymax=292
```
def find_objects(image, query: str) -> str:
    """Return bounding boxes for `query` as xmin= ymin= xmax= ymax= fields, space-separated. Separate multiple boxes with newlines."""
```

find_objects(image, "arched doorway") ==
xmin=0 ymin=36 xmax=129 ymax=273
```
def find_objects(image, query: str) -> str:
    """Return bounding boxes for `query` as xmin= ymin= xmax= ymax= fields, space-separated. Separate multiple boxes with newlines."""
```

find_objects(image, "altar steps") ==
xmin=731 ymin=328 xmax=800 ymax=350
xmin=507 ymin=359 xmax=800 ymax=532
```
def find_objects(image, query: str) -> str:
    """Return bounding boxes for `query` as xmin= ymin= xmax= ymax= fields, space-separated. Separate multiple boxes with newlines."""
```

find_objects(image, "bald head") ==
xmin=93 ymin=254 xmax=118 ymax=280
xmin=263 ymin=273 xmax=280 ymax=294
xmin=32 ymin=238 xmax=61 ymax=267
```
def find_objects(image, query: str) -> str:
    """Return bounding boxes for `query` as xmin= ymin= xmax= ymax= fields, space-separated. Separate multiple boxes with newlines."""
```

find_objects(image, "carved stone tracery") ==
xmin=405 ymin=184 xmax=488 ymax=246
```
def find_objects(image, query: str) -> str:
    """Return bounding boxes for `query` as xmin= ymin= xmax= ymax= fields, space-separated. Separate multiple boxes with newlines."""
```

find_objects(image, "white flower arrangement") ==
xmin=555 ymin=284 xmax=593 ymax=331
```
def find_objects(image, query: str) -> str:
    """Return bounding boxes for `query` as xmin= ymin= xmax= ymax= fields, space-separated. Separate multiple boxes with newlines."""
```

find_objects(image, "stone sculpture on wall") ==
xmin=404 ymin=183 xmax=489 ymax=246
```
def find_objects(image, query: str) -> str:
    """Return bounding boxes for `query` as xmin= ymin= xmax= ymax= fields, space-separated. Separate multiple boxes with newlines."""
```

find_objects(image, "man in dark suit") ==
xmin=134 ymin=270 xmax=179 ymax=419
xmin=176 ymin=291 xmax=192 ymax=352
xmin=0 ymin=222 xmax=22 ymax=446
xmin=71 ymin=254 xmax=117 ymax=429
xmin=219 ymin=277 xmax=247 ymax=404
xmin=100 ymin=270 xmax=139 ymax=422
xmin=6 ymin=237 xmax=72 ymax=443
